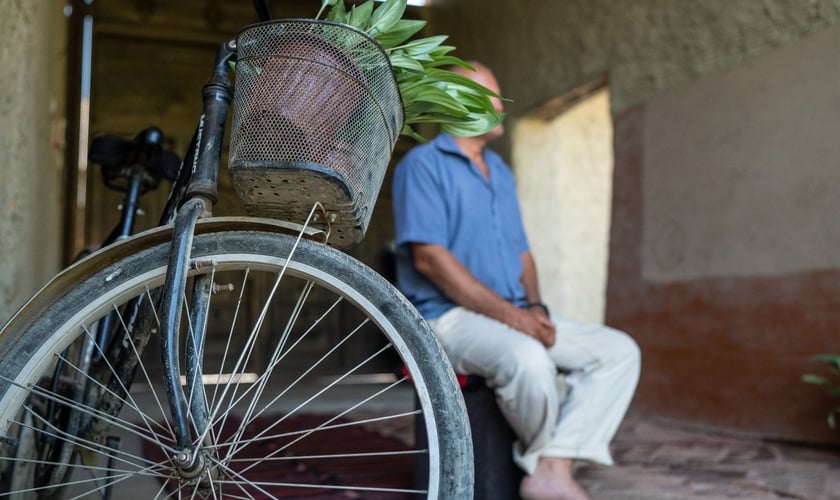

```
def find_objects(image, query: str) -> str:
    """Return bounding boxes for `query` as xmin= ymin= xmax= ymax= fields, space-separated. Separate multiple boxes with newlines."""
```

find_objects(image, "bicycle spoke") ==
xmin=207 ymin=291 xmax=342 ymax=457
xmin=16 ymin=406 xmax=168 ymax=472
xmin=242 ymin=317 xmax=379 ymax=427
xmin=2 ymin=424 xmax=173 ymax=499
xmin=0 ymin=374 xmax=179 ymax=461
xmin=66 ymin=466 xmax=174 ymax=500
xmin=217 ymin=305 xmax=355 ymax=464
xmin=219 ymin=409 xmax=419 ymax=457
xmin=76 ymin=322 xmax=174 ymax=436
xmin=0 ymin=454 xmax=168 ymax=480
xmin=199 ymin=278 xmax=275 ymax=451
xmin=233 ymin=369 xmax=404 ymax=475
xmin=221 ymin=276 xmax=316 ymax=452
xmin=213 ymin=476 xmax=422 ymax=495
xmin=208 ymin=461 xmax=277 ymax=499
xmin=99 ymin=291 xmax=175 ymax=439
xmin=206 ymin=267 xmax=249 ymax=421
xmin=60 ymin=329 xmax=171 ymax=440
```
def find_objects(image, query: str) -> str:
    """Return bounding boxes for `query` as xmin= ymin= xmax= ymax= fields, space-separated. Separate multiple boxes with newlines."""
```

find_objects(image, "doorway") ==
xmin=512 ymin=83 xmax=613 ymax=323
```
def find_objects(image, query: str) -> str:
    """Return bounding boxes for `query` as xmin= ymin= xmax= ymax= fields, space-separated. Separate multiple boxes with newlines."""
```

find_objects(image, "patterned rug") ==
xmin=142 ymin=413 xmax=414 ymax=499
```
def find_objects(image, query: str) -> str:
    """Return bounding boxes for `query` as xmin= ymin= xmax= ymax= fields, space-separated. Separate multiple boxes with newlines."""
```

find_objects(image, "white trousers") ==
xmin=428 ymin=307 xmax=641 ymax=475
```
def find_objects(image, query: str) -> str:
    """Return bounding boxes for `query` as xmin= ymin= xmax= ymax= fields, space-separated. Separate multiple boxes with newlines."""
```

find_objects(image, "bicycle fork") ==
xmin=157 ymin=40 xmax=235 ymax=488
xmin=159 ymin=197 xmax=217 ymax=483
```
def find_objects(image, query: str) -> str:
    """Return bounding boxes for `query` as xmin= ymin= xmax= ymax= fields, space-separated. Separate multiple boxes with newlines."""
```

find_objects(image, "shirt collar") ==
xmin=431 ymin=133 xmax=500 ymax=187
xmin=431 ymin=133 xmax=467 ymax=158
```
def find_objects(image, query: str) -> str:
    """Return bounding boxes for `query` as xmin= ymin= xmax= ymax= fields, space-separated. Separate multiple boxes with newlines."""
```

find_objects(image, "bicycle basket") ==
xmin=228 ymin=20 xmax=404 ymax=248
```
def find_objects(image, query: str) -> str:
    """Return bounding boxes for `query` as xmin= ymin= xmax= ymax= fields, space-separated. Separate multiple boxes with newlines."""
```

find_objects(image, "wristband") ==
xmin=525 ymin=302 xmax=550 ymax=316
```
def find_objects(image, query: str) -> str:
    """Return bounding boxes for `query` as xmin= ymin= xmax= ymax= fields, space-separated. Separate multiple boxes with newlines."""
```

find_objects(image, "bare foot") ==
xmin=519 ymin=457 xmax=588 ymax=500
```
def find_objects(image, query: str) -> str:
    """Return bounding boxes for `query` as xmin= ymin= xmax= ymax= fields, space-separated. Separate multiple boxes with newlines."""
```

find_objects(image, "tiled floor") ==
xmin=576 ymin=413 xmax=840 ymax=500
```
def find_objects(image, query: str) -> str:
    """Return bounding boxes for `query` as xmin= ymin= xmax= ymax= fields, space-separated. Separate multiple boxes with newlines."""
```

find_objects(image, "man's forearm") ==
xmin=411 ymin=243 xmax=556 ymax=345
xmin=411 ymin=243 xmax=521 ymax=323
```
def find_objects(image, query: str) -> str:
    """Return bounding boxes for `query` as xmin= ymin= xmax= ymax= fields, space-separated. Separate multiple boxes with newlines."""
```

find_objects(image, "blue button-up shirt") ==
xmin=392 ymin=134 xmax=530 ymax=320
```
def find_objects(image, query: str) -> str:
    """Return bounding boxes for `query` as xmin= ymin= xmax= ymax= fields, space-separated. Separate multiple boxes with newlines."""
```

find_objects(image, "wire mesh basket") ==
xmin=228 ymin=19 xmax=404 ymax=248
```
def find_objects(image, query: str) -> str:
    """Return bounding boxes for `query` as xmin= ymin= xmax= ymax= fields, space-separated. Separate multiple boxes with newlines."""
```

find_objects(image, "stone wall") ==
xmin=428 ymin=0 xmax=840 ymax=114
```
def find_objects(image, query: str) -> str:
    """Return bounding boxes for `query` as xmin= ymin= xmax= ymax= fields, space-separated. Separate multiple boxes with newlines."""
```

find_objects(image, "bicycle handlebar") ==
xmin=252 ymin=0 xmax=272 ymax=21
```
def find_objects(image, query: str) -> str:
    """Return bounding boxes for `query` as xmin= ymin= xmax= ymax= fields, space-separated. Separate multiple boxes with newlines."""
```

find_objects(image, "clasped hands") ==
xmin=505 ymin=305 xmax=556 ymax=348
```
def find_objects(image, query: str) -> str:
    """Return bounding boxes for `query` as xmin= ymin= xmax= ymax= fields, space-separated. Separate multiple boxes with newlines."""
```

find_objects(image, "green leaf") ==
xmin=429 ymin=44 xmax=456 ymax=55
xmin=309 ymin=0 xmax=506 ymax=139
xmin=404 ymin=112 xmax=479 ymax=125
xmin=423 ymin=54 xmax=463 ymax=68
xmin=316 ymin=0 xmax=341 ymax=20
xmin=443 ymin=88 xmax=493 ymax=112
xmin=348 ymin=0 xmax=375 ymax=30
xmin=409 ymin=86 xmax=470 ymax=116
xmin=424 ymin=68 xmax=504 ymax=98
xmin=389 ymin=52 xmax=425 ymax=72
xmin=395 ymin=76 xmax=431 ymax=96
xmin=375 ymin=19 xmax=426 ymax=49
xmin=802 ymin=374 xmax=830 ymax=385
xmin=441 ymin=112 xmax=506 ymax=137
xmin=813 ymin=353 xmax=840 ymax=371
xmin=368 ymin=0 xmax=407 ymax=36
xmin=400 ymin=123 xmax=428 ymax=143
xmin=325 ymin=0 xmax=347 ymax=23
xmin=396 ymin=35 xmax=448 ymax=57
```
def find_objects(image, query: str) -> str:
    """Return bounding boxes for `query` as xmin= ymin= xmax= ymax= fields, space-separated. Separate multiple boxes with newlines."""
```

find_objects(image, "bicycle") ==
xmin=0 ymin=2 xmax=472 ymax=498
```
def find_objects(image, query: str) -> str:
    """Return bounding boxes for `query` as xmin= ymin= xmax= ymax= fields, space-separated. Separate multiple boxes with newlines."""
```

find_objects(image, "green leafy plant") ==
xmin=802 ymin=353 xmax=840 ymax=429
xmin=316 ymin=0 xmax=505 ymax=141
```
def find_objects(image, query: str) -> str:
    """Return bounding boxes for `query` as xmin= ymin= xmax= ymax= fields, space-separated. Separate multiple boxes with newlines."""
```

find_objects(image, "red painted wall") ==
xmin=607 ymin=105 xmax=840 ymax=444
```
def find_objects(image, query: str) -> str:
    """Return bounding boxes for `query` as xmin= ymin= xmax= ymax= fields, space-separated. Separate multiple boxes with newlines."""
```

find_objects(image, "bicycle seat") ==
xmin=89 ymin=126 xmax=181 ymax=194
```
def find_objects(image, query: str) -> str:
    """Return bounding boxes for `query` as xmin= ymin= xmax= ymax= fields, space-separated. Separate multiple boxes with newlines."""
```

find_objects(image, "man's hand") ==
xmin=410 ymin=243 xmax=557 ymax=347
xmin=504 ymin=306 xmax=556 ymax=348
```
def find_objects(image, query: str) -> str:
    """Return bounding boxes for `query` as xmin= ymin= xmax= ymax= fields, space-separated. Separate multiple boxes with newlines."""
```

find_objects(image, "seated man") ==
xmin=391 ymin=62 xmax=641 ymax=500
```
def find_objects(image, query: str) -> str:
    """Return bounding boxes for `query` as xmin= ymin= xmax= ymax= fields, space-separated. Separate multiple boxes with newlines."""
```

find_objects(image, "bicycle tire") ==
xmin=0 ymin=220 xmax=472 ymax=499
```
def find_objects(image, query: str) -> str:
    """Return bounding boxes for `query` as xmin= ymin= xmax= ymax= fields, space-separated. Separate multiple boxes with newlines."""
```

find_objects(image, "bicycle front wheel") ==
xmin=0 ymin=220 xmax=472 ymax=499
